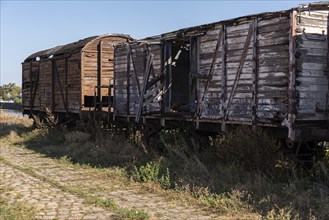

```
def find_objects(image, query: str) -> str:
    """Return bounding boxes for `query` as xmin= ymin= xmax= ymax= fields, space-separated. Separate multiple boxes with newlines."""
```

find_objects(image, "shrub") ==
xmin=214 ymin=126 xmax=280 ymax=173
xmin=131 ymin=158 xmax=171 ymax=189
xmin=32 ymin=107 xmax=59 ymax=129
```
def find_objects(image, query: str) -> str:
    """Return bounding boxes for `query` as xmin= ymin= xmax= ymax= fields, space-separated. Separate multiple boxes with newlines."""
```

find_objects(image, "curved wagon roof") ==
xmin=24 ymin=34 xmax=132 ymax=62
xmin=142 ymin=2 xmax=329 ymax=42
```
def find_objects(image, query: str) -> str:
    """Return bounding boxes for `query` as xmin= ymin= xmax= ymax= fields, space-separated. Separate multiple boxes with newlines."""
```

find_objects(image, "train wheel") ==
xmin=281 ymin=140 xmax=324 ymax=168
xmin=294 ymin=141 xmax=324 ymax=168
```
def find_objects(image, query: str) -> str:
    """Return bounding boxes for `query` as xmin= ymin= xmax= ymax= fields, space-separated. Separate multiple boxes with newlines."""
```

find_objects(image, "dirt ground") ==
xmin=0 ymin=143 xmax=222 ymax=220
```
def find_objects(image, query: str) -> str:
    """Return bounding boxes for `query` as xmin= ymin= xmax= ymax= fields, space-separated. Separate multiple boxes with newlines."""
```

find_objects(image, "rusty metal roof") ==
xmin=24 ymin=36 xmax=97 ymax=62
xmin=24 ymin=34 xmax=132 ymax=62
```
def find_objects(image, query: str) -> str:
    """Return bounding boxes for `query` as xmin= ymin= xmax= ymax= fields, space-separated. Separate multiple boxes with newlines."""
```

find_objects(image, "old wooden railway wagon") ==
xmin=114 ymin=2 xmax=329 ymax=144
xmin=22 ymin=34 xmax=132 ymax=120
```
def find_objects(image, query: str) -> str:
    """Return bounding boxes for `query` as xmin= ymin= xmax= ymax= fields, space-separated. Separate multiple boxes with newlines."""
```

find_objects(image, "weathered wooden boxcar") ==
xmin=22 ymin=34 xmax=132 ymax=120
xmin=114 ymin=2 xmax=329 ymax=144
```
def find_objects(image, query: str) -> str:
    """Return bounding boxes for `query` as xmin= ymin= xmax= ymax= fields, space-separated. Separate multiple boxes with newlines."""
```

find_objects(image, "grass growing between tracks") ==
xmin=1 ymin=111 xmax=329 ymax=219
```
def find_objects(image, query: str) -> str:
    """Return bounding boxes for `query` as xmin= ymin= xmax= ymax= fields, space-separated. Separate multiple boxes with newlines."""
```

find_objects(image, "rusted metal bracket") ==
xmin=224 ymin=22 xmax=254 ymax=121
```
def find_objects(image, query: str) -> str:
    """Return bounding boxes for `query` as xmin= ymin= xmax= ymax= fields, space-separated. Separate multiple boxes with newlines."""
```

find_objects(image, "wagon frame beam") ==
xmin=287 ymin=10 xmax=297 ymax=142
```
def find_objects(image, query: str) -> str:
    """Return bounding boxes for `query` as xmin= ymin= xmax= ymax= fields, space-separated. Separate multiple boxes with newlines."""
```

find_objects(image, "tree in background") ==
xmin=0 ymin=83 xmax=22 ymax=105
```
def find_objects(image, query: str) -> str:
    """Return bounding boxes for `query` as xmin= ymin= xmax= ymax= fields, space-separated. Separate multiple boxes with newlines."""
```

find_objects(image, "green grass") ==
xmin=90 ymin=198 xmax=149 ymax=220
xmin=0 ymin=186 xmax=38 ymax=220
xmin=1 ymin=112 xmax=329 ymax=219
xmin=131 ymin=158 xmax=171 ymax=189
xmin=0 ymin=202 xmax=38 ymax=220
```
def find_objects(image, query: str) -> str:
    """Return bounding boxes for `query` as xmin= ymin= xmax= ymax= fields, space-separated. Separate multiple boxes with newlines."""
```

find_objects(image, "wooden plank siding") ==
xmin=22 ymin=3 xmax=328 ymax=141
xmin=81 ymin=35 xmax=132 ymax=113
xmin=113 ymin=3 xmax=328 ymax=139
xmin=295 ymin=10 xmax=329 ymax=121
xmin=197 ymin=13 xmax=290 ymax=123
xmin=22 ymin=34 xmax=132 ymax=116
xmin=114 ymin=43 xmax=162 ymax=116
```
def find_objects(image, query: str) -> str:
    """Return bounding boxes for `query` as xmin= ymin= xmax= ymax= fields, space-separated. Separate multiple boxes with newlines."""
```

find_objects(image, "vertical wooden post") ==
xmin=326 ymin=12 xmax=329 ymax=113
xmin=97 ymin=40 xmax=103 ymax=110
xmin=160 ymin=42 xmax=165 ymax=115
xmin=288 ymin=10 xmax=297 ymax=142
xmin=29 ymin=62 xmax=33 ymax=115
xmin=126 ymin=44 xmax=131 ymax=116
xmin=22 ymin=63 xmax=24 ymax=112
xmin=94 ymin=87 xmax=97 ymax=121
xmin=221 ymin=25 xmax=227 ymax=132
xmin=112 ymin=47 xmax=116 ymax=122
xmin=190 ymin=37 xmax=199 ymax=113
xmin=164 ymin=41 xmax=172 ymax=112
xmin=51 ymin=60 xmax=55 ymax=111
xmin=65 ymin=56 xmax=68 ymax=113
xmin=80 ymin=51 xmax=84 ymax=111
xmin=252 ymin=18 xmax=259 ymax=128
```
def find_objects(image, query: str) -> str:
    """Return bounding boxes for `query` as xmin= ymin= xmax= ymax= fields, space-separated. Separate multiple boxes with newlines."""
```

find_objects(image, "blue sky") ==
xmin=1 ymin=0 xmax=311 ymax=85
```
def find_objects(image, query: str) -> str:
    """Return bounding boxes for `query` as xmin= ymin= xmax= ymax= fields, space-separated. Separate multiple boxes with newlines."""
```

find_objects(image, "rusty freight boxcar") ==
xmin=22 ymin=34 xmax=132 ymax=121
xmin=114 ymin=2 xmax=329 ymax=146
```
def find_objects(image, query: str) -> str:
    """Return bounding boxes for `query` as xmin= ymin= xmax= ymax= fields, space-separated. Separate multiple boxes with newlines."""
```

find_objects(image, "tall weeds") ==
xmin=213 ymin=126 xmax=281 ymax=173
xmin=146 ymin=127 xmax=329 ymax=219
xmin=2 ymin=112 xmax=329 ymax=219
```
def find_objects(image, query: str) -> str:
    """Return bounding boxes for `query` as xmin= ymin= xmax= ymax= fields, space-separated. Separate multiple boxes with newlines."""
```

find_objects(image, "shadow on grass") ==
xmin=20 ymin=124 xmax=149 ymax=168
xmin=0 ymin=123 xmax=34 ymax=138
xmin=4 ymin=119 xmax=329 ymax=219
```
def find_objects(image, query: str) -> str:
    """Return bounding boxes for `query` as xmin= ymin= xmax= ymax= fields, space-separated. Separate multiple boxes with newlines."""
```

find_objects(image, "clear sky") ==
xmin=1 ymin=0 xmax=312 ymax=86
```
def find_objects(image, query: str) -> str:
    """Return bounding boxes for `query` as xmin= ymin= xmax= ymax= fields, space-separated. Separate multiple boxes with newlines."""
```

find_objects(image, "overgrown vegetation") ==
xmin=131 ymin=158 xmax=171 ymax=189
xmin=1 ymin=111 xmax=329 ymax=219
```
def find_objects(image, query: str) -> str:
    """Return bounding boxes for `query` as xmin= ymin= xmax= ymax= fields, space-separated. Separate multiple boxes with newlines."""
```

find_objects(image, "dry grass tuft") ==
xmin=1 ymin=111 xmax=329 ymax=219
xmin=0 ymin=112 xmax=33 ymax=138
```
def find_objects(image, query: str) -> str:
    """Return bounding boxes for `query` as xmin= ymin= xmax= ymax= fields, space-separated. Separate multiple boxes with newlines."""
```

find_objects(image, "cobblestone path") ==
xmin=0 ymin=144 xmax=220 ymax=219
